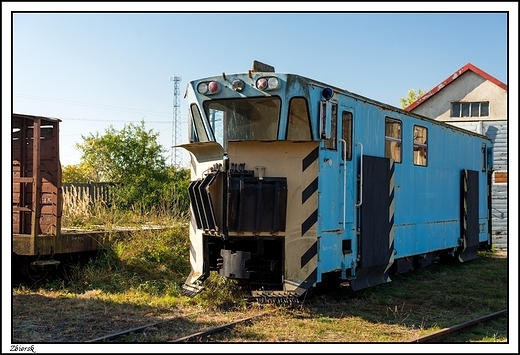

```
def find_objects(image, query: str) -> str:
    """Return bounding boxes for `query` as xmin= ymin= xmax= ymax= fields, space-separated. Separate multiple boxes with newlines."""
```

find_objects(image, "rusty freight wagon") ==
xmin=12 ymin=113 xmax=108 ymax=280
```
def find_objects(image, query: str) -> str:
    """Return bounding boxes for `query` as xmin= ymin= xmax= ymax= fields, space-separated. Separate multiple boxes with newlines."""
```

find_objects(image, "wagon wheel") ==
xmin=22 ymin=263 xmax=49 ymax=282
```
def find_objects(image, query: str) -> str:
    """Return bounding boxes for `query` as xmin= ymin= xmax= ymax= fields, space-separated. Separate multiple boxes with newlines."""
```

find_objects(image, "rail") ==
xmin=169 ymin=310 xmax=275 ymax=342
xmin=409 ymin=309 xmax=508 ymax=343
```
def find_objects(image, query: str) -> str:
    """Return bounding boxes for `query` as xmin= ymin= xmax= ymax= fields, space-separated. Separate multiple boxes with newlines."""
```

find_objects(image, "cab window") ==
xmin=287 ymin=97 xmax=312 ymax=140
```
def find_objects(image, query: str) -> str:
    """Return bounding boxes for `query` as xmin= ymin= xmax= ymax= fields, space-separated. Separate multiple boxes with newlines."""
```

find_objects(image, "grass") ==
xmin=206 ymin=251 xmax=508 ymax=344
xmin=62 ymin=188 xmax=184 ymax=229
xmin=11 ymin=205 xmax=510 ymax=346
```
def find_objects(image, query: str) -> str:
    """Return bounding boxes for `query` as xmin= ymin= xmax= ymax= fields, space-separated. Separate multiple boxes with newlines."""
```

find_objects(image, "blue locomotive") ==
xmin=180 ymin=61 xmax=493 ymax=301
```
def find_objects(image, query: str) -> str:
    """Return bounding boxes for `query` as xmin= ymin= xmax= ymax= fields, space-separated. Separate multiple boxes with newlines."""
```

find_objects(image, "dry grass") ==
xmin=11 ymin=250 xmax=509 ymax=350
xmin=61 ymin=187 xmax=178 ymax=230
xmin=62 ymin=186 xmax=94 ymax=224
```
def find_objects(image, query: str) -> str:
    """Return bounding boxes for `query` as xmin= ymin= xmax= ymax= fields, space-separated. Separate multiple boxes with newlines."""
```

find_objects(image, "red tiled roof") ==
xmin=404 ymin=63 xmax=507 ymax=112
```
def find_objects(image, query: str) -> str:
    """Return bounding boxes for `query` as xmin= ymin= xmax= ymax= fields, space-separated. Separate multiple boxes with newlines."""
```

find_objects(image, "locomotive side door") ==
xmin=318 ymin=103 xmax=356 ymax=277
xmin=319 ymin=101 xmax=342 ymax=233
xmin=319 ymin=104 xmax=356 ymax=230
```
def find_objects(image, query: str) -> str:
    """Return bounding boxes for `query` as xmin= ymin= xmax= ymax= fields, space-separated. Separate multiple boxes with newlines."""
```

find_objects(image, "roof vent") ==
xmin=251 ymin=60 xmax=275 ymax=73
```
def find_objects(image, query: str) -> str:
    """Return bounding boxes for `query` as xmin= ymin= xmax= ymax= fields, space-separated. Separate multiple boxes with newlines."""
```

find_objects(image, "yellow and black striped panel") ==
xmin=458 ymin=169 xmax=480 ymax=262
xmin=227 ymin=141 xmax=319 ymax=295
xmin=386 ymin=159 xmax=395 ymax=273
xmin=285 ymin=145 xmax=319 ymax=294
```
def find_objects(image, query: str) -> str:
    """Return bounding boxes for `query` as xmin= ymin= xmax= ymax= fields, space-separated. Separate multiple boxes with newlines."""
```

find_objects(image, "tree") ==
xmin=162 ymin=165 xmax=191 ymax=216
xmin=75 ymin=120 xmax=174 ymax=211
xmin=76 ymin=120 xmax=167 ymax=183
xmin=61 ymin=163 xmax=97 ymax=183
xmin=400 ymin=89 xmax=426 ymax=109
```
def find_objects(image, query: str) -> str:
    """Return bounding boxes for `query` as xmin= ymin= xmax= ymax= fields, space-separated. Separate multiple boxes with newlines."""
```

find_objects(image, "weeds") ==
xmin=13 ymin=200 xmax=508 ymax=343
xmin=386 ymin=302 xmax=410 ymax=324
xmin=61 ymin=186 xmax=181 ymax=230
xmin=62 ymin=186 xmax=95 ymax=227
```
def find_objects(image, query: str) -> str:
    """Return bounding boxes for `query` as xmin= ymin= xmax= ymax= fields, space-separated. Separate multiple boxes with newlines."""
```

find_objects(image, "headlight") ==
xmin=197 ymin=82 xmax=208 ymax=94
xmin=232 ymin=79 xmax=245 ymax=92
xmin=208 ymin=81 xmax=220 ymax=94
xmin=267 ymin=77 xmax=279 ymax=89
xmin=256 ymin=78 xmax=268 ymax=90
xmin=197 ymin=81 xmax=220 ymax=95
xmin=256 ymin=77 xmax=279 ymax=91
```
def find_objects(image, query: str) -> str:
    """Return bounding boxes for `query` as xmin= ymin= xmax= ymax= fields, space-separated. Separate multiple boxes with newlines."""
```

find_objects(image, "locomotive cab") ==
xmin=181 ymin=62 xmax=330 ymax=299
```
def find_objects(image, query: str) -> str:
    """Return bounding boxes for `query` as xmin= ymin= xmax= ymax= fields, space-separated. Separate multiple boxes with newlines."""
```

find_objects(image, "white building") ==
xmin=405 ymin=63 xmax=508 ymax=250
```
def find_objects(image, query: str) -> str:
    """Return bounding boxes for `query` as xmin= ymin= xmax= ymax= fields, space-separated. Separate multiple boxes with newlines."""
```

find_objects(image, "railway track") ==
xmin=85 ymin=308 xmax=278 ymax=343
xmin=85 ymin=311 xmax=204 ymax=343
xmin=86 ymin=308 xmax=506 ymax=343
xmin=169 ymin=310 xmax=276 ymax=342
xmin=409 ymin=309 xmax=508 ymax=343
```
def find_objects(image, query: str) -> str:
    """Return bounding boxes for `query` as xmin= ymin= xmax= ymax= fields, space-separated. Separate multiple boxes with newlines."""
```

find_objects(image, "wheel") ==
xmin=22 ymin=263 xmax=49 ymax=282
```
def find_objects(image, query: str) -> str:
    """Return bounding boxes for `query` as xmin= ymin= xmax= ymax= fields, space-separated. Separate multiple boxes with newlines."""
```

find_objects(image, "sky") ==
xmin=3 ymin=2 xmax=519 ymax=353
xmin=4 ymin=3 xmax=517 ymax=168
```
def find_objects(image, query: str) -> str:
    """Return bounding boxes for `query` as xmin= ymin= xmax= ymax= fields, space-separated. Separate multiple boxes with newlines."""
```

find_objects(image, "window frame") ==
xmin=451 ymin=101 xmax=489 ymax=118
xmin=323 ymin=101 xmax=338 ymax=150
xmin=413 ymin=125 xmax=428 ymax=167
xmin=342 ymin=111 xmax=353 ymax=161
xmin=286 ymin=97 xmax=312 ymax=141
xmin=385 ymin=117 xmax=402 ymax=163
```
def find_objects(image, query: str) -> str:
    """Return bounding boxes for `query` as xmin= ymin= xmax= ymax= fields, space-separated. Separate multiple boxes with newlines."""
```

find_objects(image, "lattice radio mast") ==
xmin=169 ymin=75 xmax=182 ymax=166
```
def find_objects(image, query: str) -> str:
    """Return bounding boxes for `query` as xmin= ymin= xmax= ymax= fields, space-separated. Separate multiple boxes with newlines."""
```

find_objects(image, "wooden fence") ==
xmin=62 ymin=182 xmax=115 ymax=206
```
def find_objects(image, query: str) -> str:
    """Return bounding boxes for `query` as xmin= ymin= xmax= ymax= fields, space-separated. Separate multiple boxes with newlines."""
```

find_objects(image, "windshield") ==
xmin=202 ymin=97 xmax=281 ymax=146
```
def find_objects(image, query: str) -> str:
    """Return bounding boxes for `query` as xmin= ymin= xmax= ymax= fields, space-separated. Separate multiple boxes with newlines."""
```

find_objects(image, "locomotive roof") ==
xmin=243 ymin=71 xmax=492 ymax=143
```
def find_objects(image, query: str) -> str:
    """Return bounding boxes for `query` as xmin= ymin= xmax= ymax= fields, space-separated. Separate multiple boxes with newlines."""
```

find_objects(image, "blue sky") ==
xmin=4 ymin=3 xmax=517 ymax=168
